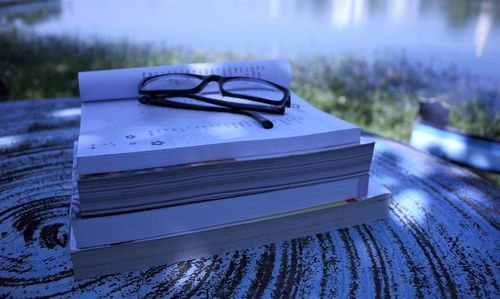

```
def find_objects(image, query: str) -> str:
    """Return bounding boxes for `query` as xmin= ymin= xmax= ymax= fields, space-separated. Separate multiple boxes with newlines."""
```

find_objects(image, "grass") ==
xmin=1 ymin=30 xmax=499 ymax=186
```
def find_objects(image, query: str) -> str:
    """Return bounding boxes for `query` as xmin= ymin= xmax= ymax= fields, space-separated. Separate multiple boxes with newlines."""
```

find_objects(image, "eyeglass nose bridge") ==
xmin=194 ymin=75 xmax=225 ymax=92
xmin=199 ymin=75 xmax=224 ymax=85
xmin=203 ymin=75 xmax=223 ymax=81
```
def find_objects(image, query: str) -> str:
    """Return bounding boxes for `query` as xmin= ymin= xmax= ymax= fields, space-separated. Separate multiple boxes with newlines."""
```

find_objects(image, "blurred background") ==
xmin=0 ymin=0 xmax=499 ymax=184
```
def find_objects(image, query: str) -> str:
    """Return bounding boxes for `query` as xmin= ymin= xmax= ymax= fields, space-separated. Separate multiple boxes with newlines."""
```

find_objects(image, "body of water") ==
xmin=1 ymin=0 xmax=500 ymax=80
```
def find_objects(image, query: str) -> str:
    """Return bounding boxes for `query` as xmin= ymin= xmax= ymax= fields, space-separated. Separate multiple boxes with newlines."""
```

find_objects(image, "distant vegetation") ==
xmin=2 ymin=30 xmax=497 ymax=140
xmin=0 ymin=30 xmax=498 ymax=185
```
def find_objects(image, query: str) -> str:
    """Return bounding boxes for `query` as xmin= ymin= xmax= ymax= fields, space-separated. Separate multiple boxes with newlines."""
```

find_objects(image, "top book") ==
xmin=77 ymin=59 xmax=361 ymax=175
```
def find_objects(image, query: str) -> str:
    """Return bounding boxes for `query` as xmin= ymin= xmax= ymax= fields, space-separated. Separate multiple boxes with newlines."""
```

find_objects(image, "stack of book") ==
xmin=70 ymin=60 xmax=390 ymax=278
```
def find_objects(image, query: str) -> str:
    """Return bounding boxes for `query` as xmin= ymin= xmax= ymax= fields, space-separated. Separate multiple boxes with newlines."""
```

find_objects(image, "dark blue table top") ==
xmin=0 ymin=98 xmax=498 ymax=298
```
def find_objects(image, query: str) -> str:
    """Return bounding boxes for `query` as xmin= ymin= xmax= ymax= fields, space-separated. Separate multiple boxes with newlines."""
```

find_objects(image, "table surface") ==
xmin=0 ymin=98 xmax=498 ymax=298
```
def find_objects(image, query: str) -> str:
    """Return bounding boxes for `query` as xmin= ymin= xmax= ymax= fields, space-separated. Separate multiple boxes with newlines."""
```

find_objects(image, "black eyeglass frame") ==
xmin=137 ymin=74 xmax=291 ymax=114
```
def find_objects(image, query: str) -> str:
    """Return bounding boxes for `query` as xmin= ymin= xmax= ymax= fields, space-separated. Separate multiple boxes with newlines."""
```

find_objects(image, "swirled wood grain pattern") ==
xmin=0 ymin=98 xmax=498 ymax=298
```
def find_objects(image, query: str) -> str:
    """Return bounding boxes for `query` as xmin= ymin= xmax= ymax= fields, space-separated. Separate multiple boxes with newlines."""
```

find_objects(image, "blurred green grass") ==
xmin=0 ymin=30 xmax=498 ymax=186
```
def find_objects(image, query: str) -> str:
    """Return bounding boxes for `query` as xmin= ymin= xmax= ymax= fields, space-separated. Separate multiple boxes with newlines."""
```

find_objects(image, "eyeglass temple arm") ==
xmin=143 ymin=92 xmax=286 ymax=114
xmin=139 ymin=97 xmax=274 ymax=129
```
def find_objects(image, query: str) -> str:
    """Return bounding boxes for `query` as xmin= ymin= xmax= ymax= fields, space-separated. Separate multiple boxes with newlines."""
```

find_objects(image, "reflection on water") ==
xmin=0 ymin=0 xmax=499 ymax=79
xmin=474 ymin=1 xmax=495 ymax=58
xmin=0 ymin=0 xmax=61 ymax=28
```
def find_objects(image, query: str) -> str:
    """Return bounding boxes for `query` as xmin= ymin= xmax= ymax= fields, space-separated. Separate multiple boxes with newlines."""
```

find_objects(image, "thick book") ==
xmin=72 ymin=175 xmax=370 ymax=248
xmin=70 ymin=177 xmax=390 ymax=278
xmin=70 ymin=142 xmax=371 ymax=247
xmin=77 ymin=140 xmax=374 ymax=216
xmin=77 ymin=59 xmax=361 ymax=175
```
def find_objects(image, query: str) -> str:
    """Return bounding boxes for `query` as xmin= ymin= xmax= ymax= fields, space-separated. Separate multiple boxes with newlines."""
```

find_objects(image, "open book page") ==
xmin=77 ymin=93 xmax=360 ymax=173
xmin=78 ymin=59 xmax=292 ymax=101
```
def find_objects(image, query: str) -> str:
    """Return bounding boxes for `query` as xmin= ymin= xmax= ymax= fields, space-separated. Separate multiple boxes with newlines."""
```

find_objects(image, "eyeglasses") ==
xmin=137 ymin=74 xmax=291 ymax=129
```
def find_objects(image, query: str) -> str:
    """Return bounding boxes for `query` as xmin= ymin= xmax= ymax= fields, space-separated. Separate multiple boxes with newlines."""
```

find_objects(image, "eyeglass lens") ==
xmin=142 ymin=74 xmax=203 ymax=91
xmin=143 ymin=74 xmax=284 ymax=102
xmin=222 ymin=78 xmax=284 ymax=102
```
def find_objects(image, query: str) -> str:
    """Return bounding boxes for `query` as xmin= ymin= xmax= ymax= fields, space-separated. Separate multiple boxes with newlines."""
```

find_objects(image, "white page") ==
xmin=78 ymin=94 xmax=356 ymax=157
xmin=77 ymin=93 xmax=359 ymax=174
xmin=79 ymin=59 xmax=292 ymax=101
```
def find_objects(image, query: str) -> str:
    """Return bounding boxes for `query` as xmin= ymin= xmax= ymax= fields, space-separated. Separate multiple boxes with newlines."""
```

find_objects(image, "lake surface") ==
xmin=1 ymin=0 xmax=500 ymax=80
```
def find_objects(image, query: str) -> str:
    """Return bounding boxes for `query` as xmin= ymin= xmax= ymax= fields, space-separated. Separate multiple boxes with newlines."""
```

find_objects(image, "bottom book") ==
xmin=70 ymin=178 xmax=390 ymax=279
